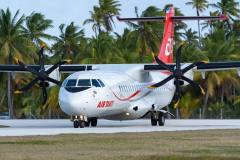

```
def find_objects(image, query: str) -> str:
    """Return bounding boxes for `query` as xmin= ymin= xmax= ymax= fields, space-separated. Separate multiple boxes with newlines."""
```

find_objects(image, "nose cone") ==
xmin=59 ymin=87 xmax=91 ymax=115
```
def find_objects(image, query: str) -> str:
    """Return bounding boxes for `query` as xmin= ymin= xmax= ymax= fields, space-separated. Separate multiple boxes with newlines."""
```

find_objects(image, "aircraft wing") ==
xmin=144 ymin=62 xmax=240 ymax=72
xmin=0 ymin=64 xmax=93 ymax=73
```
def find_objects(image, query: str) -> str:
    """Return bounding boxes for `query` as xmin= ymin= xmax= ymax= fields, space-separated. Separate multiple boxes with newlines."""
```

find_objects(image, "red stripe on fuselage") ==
xmin=112 ymin=90 xmax=141 ymax=101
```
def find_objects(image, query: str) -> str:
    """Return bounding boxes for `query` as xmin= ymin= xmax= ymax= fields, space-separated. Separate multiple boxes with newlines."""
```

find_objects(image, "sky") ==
xmin=0 ymin=0 xmax=221 ymax=39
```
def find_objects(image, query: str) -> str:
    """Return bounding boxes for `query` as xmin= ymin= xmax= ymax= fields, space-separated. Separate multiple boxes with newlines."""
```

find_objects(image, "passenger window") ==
xmin=78 ymin=79 xmax=91 ymax=87
xmin=92 ymin=79 xmax=101 ymax=87
xmin=66 ymin=79 xmax=77 ymax=87
xmin=97 ymin=79 xmax=105 ymax=87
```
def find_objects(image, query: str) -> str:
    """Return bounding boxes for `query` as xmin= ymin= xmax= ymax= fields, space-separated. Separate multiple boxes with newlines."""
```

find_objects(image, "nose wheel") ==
xmin=72 ymin=115 xmax=87 ymax=128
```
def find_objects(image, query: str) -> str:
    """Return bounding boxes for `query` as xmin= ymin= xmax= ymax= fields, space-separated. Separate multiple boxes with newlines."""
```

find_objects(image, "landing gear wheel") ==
xmin=158 ymin=113 xmax=165 ymax=126
xmin=90 ymin=118 xmax=98 ymax=127
xmin=85 ymin=121 xmax=90 ymax=127
xmin=151 ymin=116 xmax=157 ymax=126
xmin=73 ymin=120 xmax=79 ymax=128
xmin=79 ymin=120 xmax=85 ymax=128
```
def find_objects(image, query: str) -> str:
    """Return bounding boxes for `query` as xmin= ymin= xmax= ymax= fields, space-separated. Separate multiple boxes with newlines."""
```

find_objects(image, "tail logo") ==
xmin=165 ymin=38 xmax=173 ymax=56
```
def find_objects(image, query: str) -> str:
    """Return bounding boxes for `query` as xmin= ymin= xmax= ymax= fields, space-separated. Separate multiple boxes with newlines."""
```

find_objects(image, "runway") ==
xmin=0 ymin=119 xmax=240 ymax=136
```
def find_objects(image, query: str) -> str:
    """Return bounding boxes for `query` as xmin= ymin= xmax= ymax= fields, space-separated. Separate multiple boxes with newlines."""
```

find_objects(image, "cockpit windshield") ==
xmin=63 ymin=79 xmax=105 ymax=93
xmin=77 ymin=79 xmax=91 ymax=87
xmin=65 ymin=79 xmax=77 ymax=87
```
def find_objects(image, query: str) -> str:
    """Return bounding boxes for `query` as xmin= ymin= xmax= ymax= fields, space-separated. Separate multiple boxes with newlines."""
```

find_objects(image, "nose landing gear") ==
xmin=71 ymin=115 xmax=87 ymax=128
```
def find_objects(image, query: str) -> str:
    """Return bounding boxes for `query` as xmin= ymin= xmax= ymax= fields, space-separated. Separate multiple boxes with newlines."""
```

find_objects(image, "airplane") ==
xmin=0 ymin=6 xmax=240 ymax=128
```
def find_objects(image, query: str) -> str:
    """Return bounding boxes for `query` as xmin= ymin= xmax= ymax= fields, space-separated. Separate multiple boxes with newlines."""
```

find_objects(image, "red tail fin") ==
xmin=117 ymin=6 xmax=227 ymax=64
xmin=158 ymin=7 xmax=174 ymax=64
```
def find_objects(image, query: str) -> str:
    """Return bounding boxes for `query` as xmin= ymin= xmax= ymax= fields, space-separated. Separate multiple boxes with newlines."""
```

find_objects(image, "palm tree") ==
xmin=80 ymin=32 xmax=124 ymax=64
xmin=210 ymin=0 xmax=240 ymax=31
xmin=199 ymin=28 xmax=239 ymax=118
xmin=179 ymin=93 xmax=200 ymax=119
xmin=186 ymin=0 xmax=208 ymax=42
xmin=182 ymin=28 xmax=198 ymax=46
xmin=52 ymin=22 xmax=84 ymax=61
xmin=24 ymin=12 xmax=54 ymax=48
xmin=0 ymin=8 xmax=36 ymax=118
xmin=210 ymin=0 xmax=240 ymax=20
xmin=201 ymin=11 xmax=219 ymax=35
xmin=126 ymin=6 xmax=163 ymax=61
xmin=83 ymin=0 xmax=121 ymax=35
xmin=114 ymin=29 xmax=139 ymax=63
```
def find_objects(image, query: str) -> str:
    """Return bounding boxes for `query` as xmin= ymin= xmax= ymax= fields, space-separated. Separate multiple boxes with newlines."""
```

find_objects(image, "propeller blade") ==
xmin=17 ymin=59 xmax=40 ymax=76
xmin=182 ymin=61 xmax=206 ymax=74
xmin=45 ymin=77 xmax=61 ymax=85
xmin=176 ymin=44 xmax=184 ymax=70
xmin=46 ymin=61 xmax=67 ymax=74
xmin=173 ymin=79 xmax=181 ymax=108
xmin=17 ymin=77 xmax=40 ymax=92
xmin=155 ymin=56 xmax=173 ymax=72
xmin=148 ymin=75 xmax=174 ymax=88
xmin=42 ymin=83 xmax=48 ymax=105
xmin=181 ymin=76 xmax=205 ymax=95
xmin=39 ymin=47 xmax=45 ymax=71
xmin=174 ymin=99 xmax=180 ymax=109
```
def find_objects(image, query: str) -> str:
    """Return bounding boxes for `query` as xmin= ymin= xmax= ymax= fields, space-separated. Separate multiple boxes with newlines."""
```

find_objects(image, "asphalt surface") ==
xmin=0 ymin=119 xmax=240 ymax=136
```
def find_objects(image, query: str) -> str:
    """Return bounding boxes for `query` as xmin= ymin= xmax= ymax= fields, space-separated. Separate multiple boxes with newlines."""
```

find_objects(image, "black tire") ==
xmin=151 ymin=116 xmax=157 ymax=126
xmin=158 ymin=113 xmax=165 ymax=126
xmin=79 ymin=120 xmax=85 ymax=128
xmin=85 ymin=121 xmax=90 ymax=127
xmin=73 ymin=120 xmax=79 ymax=128
xmin=91 ymin=118 xmax=98 ymax=127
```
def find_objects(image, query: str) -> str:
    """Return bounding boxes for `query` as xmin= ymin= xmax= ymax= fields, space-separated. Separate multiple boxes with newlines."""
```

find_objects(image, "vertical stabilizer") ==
xmin=158 ymin=7 xmax=174 ymax=64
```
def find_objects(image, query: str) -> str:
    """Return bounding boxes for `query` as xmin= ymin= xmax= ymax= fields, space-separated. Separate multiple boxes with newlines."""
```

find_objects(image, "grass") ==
xmin=0 ymin=130 xmax=240 ymax=160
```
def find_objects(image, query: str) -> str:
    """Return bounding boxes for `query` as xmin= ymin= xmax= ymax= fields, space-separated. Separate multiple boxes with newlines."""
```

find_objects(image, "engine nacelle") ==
xmin=125 ymin=99 xmax=150 ymax=119
xmin=45 ymin=65 xmax=61 ymax=88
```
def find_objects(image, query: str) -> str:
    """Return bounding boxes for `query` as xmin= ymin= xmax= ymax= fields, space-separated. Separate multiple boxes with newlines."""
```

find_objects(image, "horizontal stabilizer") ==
xmin=117 ymin=15 xmax=227 ymax=22
xmin=117 ymin=16 xmax=165 ymax=22
xmin=172 ymin=15 xmax=228 ymax=21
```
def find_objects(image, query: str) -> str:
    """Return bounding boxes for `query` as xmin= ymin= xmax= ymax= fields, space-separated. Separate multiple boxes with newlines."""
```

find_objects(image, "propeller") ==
xmin=148 ymin=44 xmax=206 ymax=108
xmin=14 ymin=46 xmax=70 ymax=104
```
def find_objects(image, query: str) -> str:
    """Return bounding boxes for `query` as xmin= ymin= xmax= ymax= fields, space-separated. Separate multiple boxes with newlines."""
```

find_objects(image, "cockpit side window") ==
xmin=77 ymin=79 xmax=91 ymax=87
xmin=97 ymin=79 xmax=105 ymax=87
xmin=92 ymin=79 xmax=101 ymax=87
xmin=66 ymin=79 xmax=77 ymax=87
xmin=62 ymin=79 xmax=68 ymax=87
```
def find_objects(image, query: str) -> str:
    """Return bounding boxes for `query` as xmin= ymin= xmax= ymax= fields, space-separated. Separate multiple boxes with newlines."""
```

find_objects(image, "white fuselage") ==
xmin=58 ymin=64 xmax=187 ymax=120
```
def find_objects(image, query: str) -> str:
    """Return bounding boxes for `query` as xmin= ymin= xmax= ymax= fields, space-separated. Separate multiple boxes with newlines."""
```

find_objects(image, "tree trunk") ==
xmin=196 ymin=8 xmax=201 ymax=47
xmin=202 ymin=89 xmax=209 ymax=119
xmin=7 ymin=72 xmax=14 ymax=119
xmin=0 ymin=93 xmax=6 ymax=106
xmin=7 ymin=52 xmax=14 ymax=119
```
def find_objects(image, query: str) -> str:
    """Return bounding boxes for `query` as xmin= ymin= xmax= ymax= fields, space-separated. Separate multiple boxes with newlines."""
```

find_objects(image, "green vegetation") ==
xmin=0 ymin=0 xmax=240 ymax=118
xmin=0 ymin=130 xmax=240 ymax=160
xmin=0 ymin=125 xmax=8 ymax=128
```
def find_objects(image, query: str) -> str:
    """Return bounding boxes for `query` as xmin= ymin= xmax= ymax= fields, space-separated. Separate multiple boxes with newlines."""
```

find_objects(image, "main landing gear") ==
xmin=72 ymin=115 xmax=98 ymax=128
xmin=84 ymin=117 xmax=98 ymax=127
xmin=151 ymin=111 xmax=165 ymax=126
